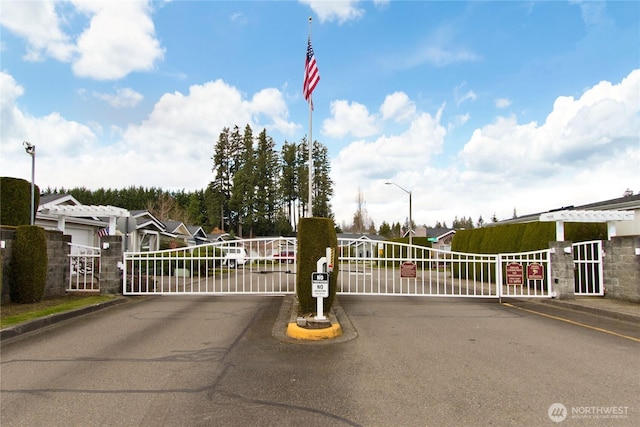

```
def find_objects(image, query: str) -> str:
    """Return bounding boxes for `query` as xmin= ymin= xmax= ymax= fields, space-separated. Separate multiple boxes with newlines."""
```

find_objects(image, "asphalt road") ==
xmin=1 ymin=295 xmax=638 ymax=426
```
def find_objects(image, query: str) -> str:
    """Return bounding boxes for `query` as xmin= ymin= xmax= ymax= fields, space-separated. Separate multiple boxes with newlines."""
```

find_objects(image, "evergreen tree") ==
xmin=312 ymin=141 xmax=334 ymax=218
xmin=253 ymin=128 xmax=279 ymax=235
xmin=280 ymin=141 xmax=298 ymax=230
xmin=229 ymin=125 xmax=255 ymax=237
xmin=379 ymin=221 xmax=392 ymax=237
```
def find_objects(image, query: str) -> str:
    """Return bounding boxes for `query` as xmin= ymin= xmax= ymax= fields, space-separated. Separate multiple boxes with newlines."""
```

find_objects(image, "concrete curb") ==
xmin=541 ymin=299 xmax=640 ymax=324
xmin=273 ymin=295 xmax=358 ymax=344
xmin=0 ymin=296 xmax=131 ymax=342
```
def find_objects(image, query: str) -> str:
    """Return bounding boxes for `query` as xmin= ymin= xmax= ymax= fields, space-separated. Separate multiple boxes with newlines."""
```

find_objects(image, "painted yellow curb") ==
xmin=286 ymin=322 xmax=342 ymax=341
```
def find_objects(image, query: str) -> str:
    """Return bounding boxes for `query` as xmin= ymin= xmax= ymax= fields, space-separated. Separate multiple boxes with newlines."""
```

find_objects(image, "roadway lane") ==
xmin=1 ymin=296 xmax=638 ymax=426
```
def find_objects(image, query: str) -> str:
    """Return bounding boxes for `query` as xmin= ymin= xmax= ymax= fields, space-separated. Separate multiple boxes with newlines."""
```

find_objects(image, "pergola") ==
xmin=539 ymin=210 xmax=635 ymax=241
xmin=39 ymin=205 xmax=130 ymax=236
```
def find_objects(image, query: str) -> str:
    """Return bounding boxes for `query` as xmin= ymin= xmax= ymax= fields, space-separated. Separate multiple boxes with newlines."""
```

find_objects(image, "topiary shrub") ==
xmin=9 ymin=225 xmax=48 ymax=303
xmin=296 ymin=217 xmax=339 ymax=314
xmin=0 ymin=177 xmax=40 ymax=226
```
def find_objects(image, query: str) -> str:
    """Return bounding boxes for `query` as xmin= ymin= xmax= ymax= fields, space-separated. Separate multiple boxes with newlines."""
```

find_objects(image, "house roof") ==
xmin=425 ymin=228 xmax=456 ymax=239
xmin=493 ymin=193 xmax=640 ymax=226
xmin=338 ymin=233 xmax=387 ymax=242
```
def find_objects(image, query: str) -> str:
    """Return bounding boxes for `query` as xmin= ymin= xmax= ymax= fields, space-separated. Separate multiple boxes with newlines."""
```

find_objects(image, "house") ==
xmin=120 ymin=210 xmax=167 ymax=252
xmin=425 ymin=227 xmax=456 ymax=251
xmin=186 ymin=225 xmax=209 ymax=245
xmin=162 ymin=220 xmax=192 ymax=245
xmin=36 ymin=194 xmax=125 ymax=249
xmin=338 ymin=233 xmax=387 ymax=258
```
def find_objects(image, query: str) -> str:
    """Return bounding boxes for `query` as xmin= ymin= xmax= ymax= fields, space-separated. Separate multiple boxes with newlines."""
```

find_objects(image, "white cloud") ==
xmin=380 ymin=92 xmax=416 ymax=122
xmin=0 ymin=0 xmax=164 ymax=80
xmin=454 ymin=82 xmax=477 ymax=106
xmin=72 ymin=1 xmax=164 ymax=80
xmin=460 ymin=69 xmax=640 ymax=180
xmin=323 ymin=100 xmax=379 ymax=138
xmin=330 ymin=70 xmax=640 ymax=227
xmin=0 ymin=73 xmax=297 ymax=191
xmin=0 ymin=0 xmax=75 ymax=62
xmin=299 ymin=0 xmax=364 ymax=24
xmin=495 ymin=98 xmax=512 ymax=108
xmin=94 ymin=88 xmax=144 ymax=108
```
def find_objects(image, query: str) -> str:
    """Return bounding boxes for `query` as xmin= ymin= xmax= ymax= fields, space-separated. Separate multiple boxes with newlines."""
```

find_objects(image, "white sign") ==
xmin=312 ymin=272 xmax=329 ymax=298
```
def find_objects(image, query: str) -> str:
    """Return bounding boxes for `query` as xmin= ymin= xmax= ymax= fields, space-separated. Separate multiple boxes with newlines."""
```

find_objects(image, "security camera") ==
xmin=23 ymin=141 xmax=35 ymax=155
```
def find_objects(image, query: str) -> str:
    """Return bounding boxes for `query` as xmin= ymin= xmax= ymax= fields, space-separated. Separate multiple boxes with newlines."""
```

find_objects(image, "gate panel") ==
xmin=498 ymin=249 xmax=552 ymax=298
xmin=123 ymin=238 xmax=296 ymax=295
xmin=68 ymin=243 xmax=100 ymax=292
xmin=572 ymin=240 xmax=604 ymax=296
xmin=336 ymin=239 xmax=499 ymax=297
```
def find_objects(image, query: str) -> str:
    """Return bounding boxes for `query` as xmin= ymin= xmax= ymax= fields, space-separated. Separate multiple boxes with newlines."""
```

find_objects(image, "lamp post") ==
xmin=23 ymin=141 xmax=36 ymax=225
xmin=385 ymin=182 xmax=412 ymax=249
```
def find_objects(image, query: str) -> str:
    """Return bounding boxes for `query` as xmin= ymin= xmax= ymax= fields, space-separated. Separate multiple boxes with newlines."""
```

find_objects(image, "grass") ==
xmin=0 ymin=294 xmax=116 ymax=329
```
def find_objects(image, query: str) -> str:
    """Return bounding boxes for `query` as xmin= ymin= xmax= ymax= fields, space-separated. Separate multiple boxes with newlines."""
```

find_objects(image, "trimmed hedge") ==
xmin=0 ymin=177 xmax=40 ymax=226
xmin=9 ymin=225 xmax=48 ymax=303
xmin=296 ymin=217 xmax=339 ymax=314
xmin=451 ymin=222 xmax=607 ymax=254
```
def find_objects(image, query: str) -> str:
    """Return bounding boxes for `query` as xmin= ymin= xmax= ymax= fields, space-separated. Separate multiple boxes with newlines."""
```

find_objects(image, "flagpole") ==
xmin=307 ymin=16 xmax=313 ymax=218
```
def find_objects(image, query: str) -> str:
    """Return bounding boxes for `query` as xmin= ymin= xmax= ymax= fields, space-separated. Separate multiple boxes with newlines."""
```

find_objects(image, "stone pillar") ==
xmin=44 ymin=230 xmax=71 ymax=297
xmin=603 ymin=236 xmax=640 ymax=302
xmin=549 ymin=241 xmax=575 ymax=299
xmin=99 ymin=236 xmax=123 ymax=295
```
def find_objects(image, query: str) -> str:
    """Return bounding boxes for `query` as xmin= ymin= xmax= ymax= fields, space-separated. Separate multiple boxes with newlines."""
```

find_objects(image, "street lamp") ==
xmin=385 ymin=182 xmax=412 ymax=249
xmin=23 ymin=141 xmax=36 ymax=225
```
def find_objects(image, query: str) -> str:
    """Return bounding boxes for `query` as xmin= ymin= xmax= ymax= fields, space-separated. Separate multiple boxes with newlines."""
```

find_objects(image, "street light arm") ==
xmin=385 ymin=181 xmax=413 ymax=250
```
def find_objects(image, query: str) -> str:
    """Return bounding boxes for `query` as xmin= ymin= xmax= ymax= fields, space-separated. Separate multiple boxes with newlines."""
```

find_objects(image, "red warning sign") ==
xmin=527 ymin=262 xmax=544 ymax=281
xmin=506 ymin=262 xmax=524 ymax=285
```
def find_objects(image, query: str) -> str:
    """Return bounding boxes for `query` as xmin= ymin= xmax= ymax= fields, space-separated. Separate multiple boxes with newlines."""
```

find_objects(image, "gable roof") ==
xmin=425 ymin=228 xmax=456 ymax=239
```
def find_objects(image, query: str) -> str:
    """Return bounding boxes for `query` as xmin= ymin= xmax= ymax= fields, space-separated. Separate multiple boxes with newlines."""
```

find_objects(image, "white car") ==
xmin=222 ymin=247 xmax=247 ymax=269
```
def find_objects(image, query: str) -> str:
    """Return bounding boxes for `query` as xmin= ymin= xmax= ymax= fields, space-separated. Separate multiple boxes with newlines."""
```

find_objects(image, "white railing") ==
xmin=68 ymin=243 xmax=101 ymax=292
xmin=123 ymin=237 xmax=297 ymax=295
xmin=573 ymin=240 xmax=604 ymax=296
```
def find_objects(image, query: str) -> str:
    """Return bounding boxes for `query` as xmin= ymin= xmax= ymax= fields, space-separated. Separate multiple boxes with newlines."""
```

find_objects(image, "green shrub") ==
xmin=9 ymin=225 xmax=48 ymax=303
xmin=451 ymin=229 xmax=472 ymax=253
xmin=296 ymin=217 xmax=339 ymax=314
xmin=566 ymin=222 xmax=607 ymax=242
xmin=520 ymin=223 xmax=555 ymax=251
xmin=0 ymin=177 xmax=40 ymax=226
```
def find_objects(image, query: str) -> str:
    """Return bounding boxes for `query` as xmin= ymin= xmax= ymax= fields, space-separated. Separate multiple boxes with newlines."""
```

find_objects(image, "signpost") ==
xmin=312 ymin=272 xmax=329 ymax=320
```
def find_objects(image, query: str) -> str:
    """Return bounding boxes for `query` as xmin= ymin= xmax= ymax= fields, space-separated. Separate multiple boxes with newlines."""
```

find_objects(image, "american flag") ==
xmin=98 ymin=227 xmax=109 ymax=237
xmin=303 ymin=36 xmax=320 ymax=102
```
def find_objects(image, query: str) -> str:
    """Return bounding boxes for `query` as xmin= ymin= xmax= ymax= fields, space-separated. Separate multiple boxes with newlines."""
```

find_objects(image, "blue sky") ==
xmin=1 ymin=0 xmax=639 ymax=229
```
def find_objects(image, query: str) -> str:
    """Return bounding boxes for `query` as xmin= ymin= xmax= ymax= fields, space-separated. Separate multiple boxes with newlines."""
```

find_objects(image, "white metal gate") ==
xmin=572 ymin=240 xmax=604 ymax=296
xmin=337 ymin=239 xmax=552 ymax=298
xmin=123 ymin=237 xmax=297 ymax=295
xmin=68 ymin=243 xmax=100 ymax=292
xmin=123 ymin=237 xmax=552 ymax=298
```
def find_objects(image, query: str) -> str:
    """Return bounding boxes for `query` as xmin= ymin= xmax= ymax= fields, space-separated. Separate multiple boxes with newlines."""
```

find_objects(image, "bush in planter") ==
xmin=9 ymin=225 xmax=48 ymax=303
xmin=296 ymin=217 xmax=339 ymax=314
xmin=0 ymin=177 xmax=40 ymax=226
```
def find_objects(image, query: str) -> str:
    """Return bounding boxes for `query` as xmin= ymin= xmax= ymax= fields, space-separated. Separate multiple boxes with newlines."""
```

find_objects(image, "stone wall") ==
xmin=603 ymin=236 xmax=640 ymax=303
xmin=1 ymin=226 xmax=71 ymax=302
